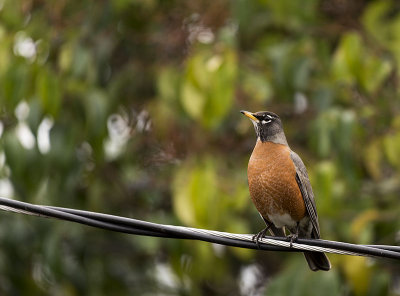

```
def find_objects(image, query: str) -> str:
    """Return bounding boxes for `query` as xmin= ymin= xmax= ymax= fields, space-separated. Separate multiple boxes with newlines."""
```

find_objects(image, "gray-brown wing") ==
xmin=290 ymin=151 xmax=320 ymax=238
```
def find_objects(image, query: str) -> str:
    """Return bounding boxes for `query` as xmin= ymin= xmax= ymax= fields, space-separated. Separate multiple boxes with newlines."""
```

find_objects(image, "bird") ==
xmin=241 ymin=110 xmax=331 ymax=271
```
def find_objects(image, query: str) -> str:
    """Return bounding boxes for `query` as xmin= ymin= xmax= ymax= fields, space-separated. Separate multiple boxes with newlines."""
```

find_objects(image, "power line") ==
xmin=0 ymin=196 xmax=399 ymax=260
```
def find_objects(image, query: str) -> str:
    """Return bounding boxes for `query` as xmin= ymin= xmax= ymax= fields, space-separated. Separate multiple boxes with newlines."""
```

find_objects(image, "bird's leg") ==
xmin=287 ymin=222 xmax=300 ymax=248
xmin=252 ymin=221 xmax=272 ymax=249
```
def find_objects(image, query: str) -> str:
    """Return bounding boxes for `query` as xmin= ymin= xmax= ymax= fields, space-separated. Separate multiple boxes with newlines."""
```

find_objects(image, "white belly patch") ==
xmin=267 ymin=212 xmax=297 ymax=228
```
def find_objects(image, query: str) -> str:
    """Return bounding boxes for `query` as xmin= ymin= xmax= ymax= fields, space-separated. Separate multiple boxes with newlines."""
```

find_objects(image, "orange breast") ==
xmin=247 ymin=141 xmax=306 ymax=223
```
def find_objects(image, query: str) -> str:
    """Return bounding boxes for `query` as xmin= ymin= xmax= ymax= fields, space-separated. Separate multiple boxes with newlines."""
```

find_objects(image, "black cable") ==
xmin=367 ymin=245 xmax=400 ymax=252
xmin=0 ymin=197 xmax=399 ymax=259
xmin=269 ymin=236 xmax=400 ymax=258
xmin=0 ymin=198 xmax=288 ymax=252
xmin=47 ymin=205 xmax=400 ymax=258
xmin=0 ymin=201 xmax=169 ymax=238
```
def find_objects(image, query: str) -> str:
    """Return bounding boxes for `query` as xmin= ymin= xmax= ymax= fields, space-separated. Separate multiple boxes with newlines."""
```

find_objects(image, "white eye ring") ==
xmin=266 ymin=115 xmax=273 ymax=119
xmin=261 ymin=120 xmax=271 ymax=124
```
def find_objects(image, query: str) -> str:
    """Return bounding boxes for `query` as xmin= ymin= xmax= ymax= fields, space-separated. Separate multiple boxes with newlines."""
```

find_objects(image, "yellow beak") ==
xmin=240 ymin=110 xmax=259 ymax=122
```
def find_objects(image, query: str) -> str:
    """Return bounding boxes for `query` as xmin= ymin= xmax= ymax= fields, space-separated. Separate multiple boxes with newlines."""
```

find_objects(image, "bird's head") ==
xmin=240 ymin=110 xmax=287 ymax=145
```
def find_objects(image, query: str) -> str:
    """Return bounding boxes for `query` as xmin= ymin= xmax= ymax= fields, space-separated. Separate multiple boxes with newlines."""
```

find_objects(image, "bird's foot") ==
xmin=287 ymin=222 xmax=300 ymax=248
xmin=252 ymin=227 xmax=269 ymax=249
xmin=287 ymin=233 xmax=298 ymax=248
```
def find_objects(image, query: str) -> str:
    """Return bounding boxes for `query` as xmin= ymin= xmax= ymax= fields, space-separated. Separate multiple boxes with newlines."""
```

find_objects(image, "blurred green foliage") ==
xmin=0 ymin=0 xmax=400 ymax=295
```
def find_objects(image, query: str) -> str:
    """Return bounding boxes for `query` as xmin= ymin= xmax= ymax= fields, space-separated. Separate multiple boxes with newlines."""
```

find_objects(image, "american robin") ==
xmin=241 ymin=110 xmax=331 ymax=271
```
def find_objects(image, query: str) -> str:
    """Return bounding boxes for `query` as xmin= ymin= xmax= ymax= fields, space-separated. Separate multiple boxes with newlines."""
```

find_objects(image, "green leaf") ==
xmin=2 ymin=62 xmax=30 ymax=110
xmin=363 ymin=140 xmax=382 ymax=180
xmin=0 ymin=26 xmax=11 ymax=75
xmin=172 ymin=156 xmax=249 ymax=230
xmin=172 ymin=158 xmax=219 ymax=228
xmin=181 ymin=79 xmax=206 ymax=120
xmin=332 ymin=33 xmax=362 ymax=85
xmin=362 ymin=1 xmax=395 ymax=48
xmin=311 ymin=161 xmax=336 ymax=215
xmin=266 ymin=258 xmax=341 ymax=296
xmin=157 ymin=67 xmax=181 ymax=103
xmin=261 ymin=0 xmax=318 ymax=30
xmin=361 ymin=57 xmax=391 ymax=94
xmin=362 ymin=1 xmax=400 ymax=72
xmin=180 ymin=47 xmax=237 ymax=129
xmin=383 ymin=131 xmax=400 ymax=168
xmin=342 ymin=256 xmax=373 ymax=296
xmin=332 ymin=32 xmax=391 ymax=93
xmin=36 ymin=67 xmax=61 ymax=117
xmin=84 ymin=89 xmax=109 ymax=152
xmin=58 ymin=42 xmax=74 ymax=74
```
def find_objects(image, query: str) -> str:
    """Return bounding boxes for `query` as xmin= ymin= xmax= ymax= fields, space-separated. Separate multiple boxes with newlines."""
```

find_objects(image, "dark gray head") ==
xmin=240 ymin=110 xmax=288 ymax=145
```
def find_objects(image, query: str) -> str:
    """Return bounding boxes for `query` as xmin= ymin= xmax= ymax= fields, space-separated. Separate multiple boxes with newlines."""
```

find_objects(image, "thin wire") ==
xmin=0 ymin=197 xmax=399 ymax=259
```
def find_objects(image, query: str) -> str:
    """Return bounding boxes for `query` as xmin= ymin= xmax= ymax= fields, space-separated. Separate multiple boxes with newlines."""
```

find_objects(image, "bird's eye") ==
xmin=261 ymin=119 xmax=271 ymax=124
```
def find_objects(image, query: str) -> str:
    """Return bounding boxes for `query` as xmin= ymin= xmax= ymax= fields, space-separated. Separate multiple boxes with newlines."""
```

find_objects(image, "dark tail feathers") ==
xmin=304 ymin=251 xmax=331 ymax=271
xmin=264 ymin=219 xmax=331 ymax=272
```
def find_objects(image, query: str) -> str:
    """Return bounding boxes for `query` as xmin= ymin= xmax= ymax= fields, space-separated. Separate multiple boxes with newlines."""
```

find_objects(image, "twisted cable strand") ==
xmin=0 ymin=196 xmax=398 ymax=260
